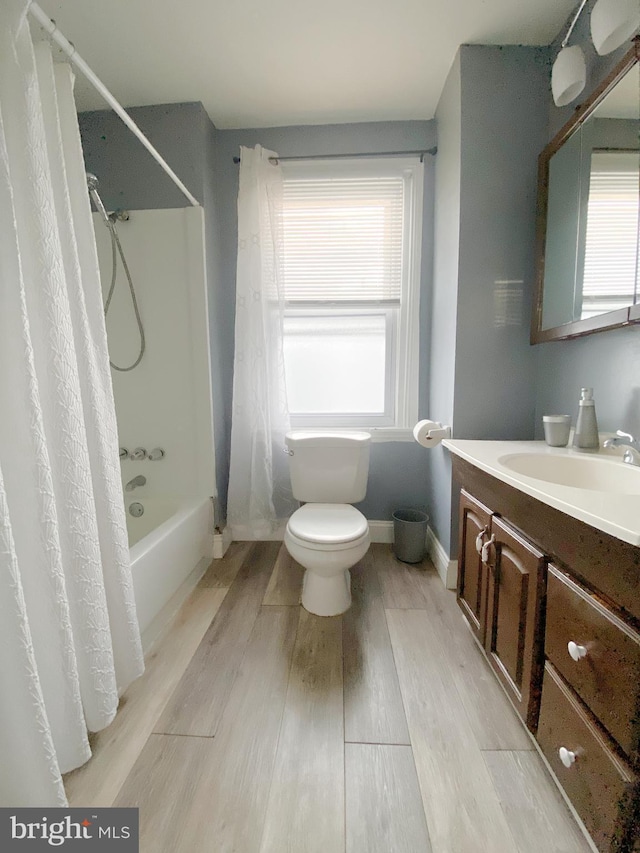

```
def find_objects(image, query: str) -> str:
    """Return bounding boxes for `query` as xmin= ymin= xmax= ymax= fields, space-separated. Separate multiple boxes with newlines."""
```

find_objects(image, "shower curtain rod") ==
xmin=28 ymin=2 xmax=200 ymax=208
xmin=232 ymin=147 xmax=438 ymax=164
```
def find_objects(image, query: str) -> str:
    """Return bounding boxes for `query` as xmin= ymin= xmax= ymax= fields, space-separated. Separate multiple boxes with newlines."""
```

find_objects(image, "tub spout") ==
xmin=125 ymin=475 xmax=146 ymax=492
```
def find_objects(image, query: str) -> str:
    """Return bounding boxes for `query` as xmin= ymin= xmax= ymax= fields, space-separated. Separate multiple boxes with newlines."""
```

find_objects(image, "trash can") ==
xmin=392 ymin=508 xmax=429 ymax=564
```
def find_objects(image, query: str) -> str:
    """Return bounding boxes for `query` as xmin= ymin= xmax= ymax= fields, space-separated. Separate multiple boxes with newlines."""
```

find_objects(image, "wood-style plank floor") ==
xmin=66 ymin=542 xmax=593 ymax=853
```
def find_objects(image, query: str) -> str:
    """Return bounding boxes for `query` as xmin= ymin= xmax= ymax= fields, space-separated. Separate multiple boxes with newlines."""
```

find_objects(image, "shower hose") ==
xmin=103 ymin=220 xmax=146 ymax=372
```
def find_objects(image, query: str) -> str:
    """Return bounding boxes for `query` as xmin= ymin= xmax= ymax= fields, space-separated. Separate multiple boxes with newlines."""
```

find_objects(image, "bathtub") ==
xmin=126 ymin=496 xmax=214 ymax=641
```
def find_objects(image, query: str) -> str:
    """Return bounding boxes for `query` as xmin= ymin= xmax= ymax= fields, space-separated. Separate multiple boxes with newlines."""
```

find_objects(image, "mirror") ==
xmin=532 ymin=42 xmax=639 ymax=342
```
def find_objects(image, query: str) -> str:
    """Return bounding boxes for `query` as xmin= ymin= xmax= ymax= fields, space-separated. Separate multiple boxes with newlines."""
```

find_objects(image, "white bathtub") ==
xmin=126 ymin=496 xmax=214 ymax=641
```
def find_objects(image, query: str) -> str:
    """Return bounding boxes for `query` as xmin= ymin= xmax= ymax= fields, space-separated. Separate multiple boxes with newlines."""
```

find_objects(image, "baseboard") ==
xmin=426 ymin=525 xmax=458 ymax=590
xmin=213 ymin=526 xmax=233 ymax=558
xmin=229 ymin=521 xmax=287 ymax=542
xmin=368 ymin=520 xmax=394 ymax=543
xmin=223 ymin=518 xmax=454 ymax=590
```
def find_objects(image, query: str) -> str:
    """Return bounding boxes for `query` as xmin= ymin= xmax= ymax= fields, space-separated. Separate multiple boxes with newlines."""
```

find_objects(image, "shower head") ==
xmin=86 ymin=172 xmax=111 ymax=227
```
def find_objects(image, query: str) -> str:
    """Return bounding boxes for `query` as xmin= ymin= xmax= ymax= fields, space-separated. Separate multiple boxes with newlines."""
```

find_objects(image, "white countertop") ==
xmin=442 ymin=439 xmax=640 ymax=547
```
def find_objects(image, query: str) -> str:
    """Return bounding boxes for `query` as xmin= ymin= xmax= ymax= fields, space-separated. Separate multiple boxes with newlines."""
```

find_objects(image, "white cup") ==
xmin=543 ymin=415 xmax=572 ymax=447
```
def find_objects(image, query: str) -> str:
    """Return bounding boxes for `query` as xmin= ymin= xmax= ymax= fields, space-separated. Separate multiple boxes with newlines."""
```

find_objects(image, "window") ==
xmin=280 ymin=157 xmax=423 ymax=433
xmin=581 ymin=150 xmax=639 ymax=319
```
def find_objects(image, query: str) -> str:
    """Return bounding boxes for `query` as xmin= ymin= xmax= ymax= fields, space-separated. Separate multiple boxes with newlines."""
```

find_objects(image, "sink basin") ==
xmin=498 ymin=453 xmax=640 ymax=494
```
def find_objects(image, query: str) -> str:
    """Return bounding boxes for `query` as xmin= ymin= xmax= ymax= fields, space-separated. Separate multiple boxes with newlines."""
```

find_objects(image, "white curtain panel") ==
xmin=0 ymin=1 xmax=144 ymax=806
xmin=227 ymin=145 xmax=296 ymax=539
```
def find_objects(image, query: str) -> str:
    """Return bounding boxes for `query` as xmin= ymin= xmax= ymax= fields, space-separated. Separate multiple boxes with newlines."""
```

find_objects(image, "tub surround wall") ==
xmin=93 ymin=207 xmax=215 ymax=500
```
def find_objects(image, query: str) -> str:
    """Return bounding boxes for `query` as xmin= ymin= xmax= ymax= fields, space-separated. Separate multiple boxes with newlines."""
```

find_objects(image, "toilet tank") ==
xmin=285 ymin=431 xmax=371 ymax=503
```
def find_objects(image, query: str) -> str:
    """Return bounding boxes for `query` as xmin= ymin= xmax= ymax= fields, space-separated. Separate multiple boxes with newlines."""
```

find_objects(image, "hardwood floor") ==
xmin=68 ymin=543 xmax=593 ymax=853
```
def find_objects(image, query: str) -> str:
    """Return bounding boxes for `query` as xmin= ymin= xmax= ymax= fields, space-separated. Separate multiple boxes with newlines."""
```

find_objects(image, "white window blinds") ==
xmin=582 ymin=150 xmax=639 ymax=307
xmin=281 ymin=173 xmax=406 ymax=303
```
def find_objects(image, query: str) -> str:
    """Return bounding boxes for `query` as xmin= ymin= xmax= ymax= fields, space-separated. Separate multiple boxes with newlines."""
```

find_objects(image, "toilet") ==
xmin=284 ymin=431 xmax=371 ymax=616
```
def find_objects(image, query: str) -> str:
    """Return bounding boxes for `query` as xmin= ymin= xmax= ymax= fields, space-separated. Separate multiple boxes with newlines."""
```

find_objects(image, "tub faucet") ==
xmin=125 ymin=475 xmax=147 ymax=491
xmin=603 ymin=431 xmax=640 ymax=466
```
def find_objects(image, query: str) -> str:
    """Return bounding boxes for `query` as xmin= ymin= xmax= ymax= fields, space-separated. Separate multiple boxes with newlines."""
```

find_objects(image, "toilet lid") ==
xmin=288 ymin=503 xmax=368 ymax=545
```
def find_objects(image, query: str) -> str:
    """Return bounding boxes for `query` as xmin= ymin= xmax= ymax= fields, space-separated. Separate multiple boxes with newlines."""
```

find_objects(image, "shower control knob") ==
xmin=130 ymin=447 xmax=147 ymax=460
xmin=148 ymin=448 xmax=165 ymax=461
xmin=119 ymin=447 xmax=129 ymax=460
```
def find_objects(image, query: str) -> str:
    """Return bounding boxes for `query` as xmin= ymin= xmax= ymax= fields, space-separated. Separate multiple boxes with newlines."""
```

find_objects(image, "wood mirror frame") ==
xmin=531 ymin=40 xmax=639 ymax=344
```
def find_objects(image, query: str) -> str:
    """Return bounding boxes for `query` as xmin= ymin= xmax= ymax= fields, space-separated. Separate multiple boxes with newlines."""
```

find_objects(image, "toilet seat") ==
xmin=286 ymin=503 xmax=369 ymax=551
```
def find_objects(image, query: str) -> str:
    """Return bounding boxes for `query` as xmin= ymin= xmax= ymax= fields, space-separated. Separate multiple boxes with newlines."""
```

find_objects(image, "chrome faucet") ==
xmin=125 ymin=475 xmax=147 ymax=491
xmin=603 ymin=431 xmax=640 ymax=467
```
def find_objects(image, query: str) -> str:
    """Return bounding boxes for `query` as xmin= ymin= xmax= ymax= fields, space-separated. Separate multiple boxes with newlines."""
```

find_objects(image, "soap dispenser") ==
xmin=573 ymin=387 xmax=599 ymax=450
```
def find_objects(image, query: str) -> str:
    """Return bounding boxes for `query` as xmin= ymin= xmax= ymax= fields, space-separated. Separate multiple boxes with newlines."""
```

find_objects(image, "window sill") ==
xmin=368 ymin=427 xmax=416 ymax=443
xmin=287 ymin=426 xmax=416 ymax=443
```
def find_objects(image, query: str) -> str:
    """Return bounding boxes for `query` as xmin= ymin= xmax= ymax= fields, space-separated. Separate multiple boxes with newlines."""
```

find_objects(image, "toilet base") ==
xmin=301 ymin=569 xmax=351 ymax=617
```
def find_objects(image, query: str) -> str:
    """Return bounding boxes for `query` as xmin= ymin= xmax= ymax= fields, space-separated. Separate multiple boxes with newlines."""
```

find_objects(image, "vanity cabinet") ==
xmin=484 ymin=516 xmax=546 ymax=731
xmin=457 ymin=490 xmax=492 ymax=644
xmin=452 ymin=456 xmax=640 ymax=852
xmin=457 ymin=490 xmax=546 ymax=729
xmin=537 ymin=662 xmax=637 ymax=852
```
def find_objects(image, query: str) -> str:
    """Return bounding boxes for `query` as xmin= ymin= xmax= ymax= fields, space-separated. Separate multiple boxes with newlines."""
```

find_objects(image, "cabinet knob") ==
xmin=567 ymin=641 xmax=588 ymax=662
xmin=558 ymin=747 xmax=576 ymax=768
xmin=475 ymin=527 xmax=487 ymax=554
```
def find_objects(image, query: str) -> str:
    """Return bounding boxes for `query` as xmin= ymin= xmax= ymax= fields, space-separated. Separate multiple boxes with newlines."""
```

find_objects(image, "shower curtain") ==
xmin=0 ymin=1 xmax=144 ymax=806
xmin=227 ymin=145 xmax=296 ymax=539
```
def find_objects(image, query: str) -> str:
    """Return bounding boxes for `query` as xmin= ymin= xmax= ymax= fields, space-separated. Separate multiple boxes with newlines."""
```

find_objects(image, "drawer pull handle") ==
xmin=559 ymin=747 xmax=576 ymax=768
xmin=475 ymin=527 xmax=487 ymax=554
xmin=567 ymin=641 xmax=588 ymax=662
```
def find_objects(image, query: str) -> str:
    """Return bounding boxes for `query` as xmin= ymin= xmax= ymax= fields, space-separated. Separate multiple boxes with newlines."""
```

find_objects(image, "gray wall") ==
xmin=81 ymin=110 xmax=439 ymax=523
xmin=216 ymin=121 xmax=438 ymax=522
xmin=428 ymin=45 xmax=551 ymax=555
xmin=534 ymin=0 xmax=640 ymax=440
xmin=427 ymin=54 xmax=461 ymax=555
xmin=79 ymin=103 xmax=207 ymax=208
xmin=455 ymin=46 xmax=549 ymax=442
xmin=79 ymin=103 xmax=230 ymax=522
xmin=79 ymin=5 xmax=639 ymax=540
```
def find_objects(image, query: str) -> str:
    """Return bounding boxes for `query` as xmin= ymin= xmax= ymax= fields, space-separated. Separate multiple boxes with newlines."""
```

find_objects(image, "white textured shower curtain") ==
xmin=227 ymin=145 xmax=296 ymax=539
xmin=0 ymin=1 xmax=144 ymax=806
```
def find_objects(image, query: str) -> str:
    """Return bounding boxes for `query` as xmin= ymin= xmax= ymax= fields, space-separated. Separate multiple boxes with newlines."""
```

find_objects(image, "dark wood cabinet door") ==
xmin=456 ymin=489 xmax=492 ymax=644
xmin=484 ymin=516 xmax=546 ymax=730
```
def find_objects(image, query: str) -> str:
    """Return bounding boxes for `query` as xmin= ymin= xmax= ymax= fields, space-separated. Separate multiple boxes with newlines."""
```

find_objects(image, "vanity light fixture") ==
xmin=591 ymin=0 xmax=640 ymax=55
xmin=552 ymin=44 xmax=588 ymax=106
xmin=551 ymin=0 xmax=589 ymax=107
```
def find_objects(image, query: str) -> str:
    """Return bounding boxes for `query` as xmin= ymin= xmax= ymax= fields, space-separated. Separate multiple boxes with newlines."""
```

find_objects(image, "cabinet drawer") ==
xmin=537 ymin=663 xmax=636 ymax=851
xmin=546 ymin=566 xmax=640 ymax=758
